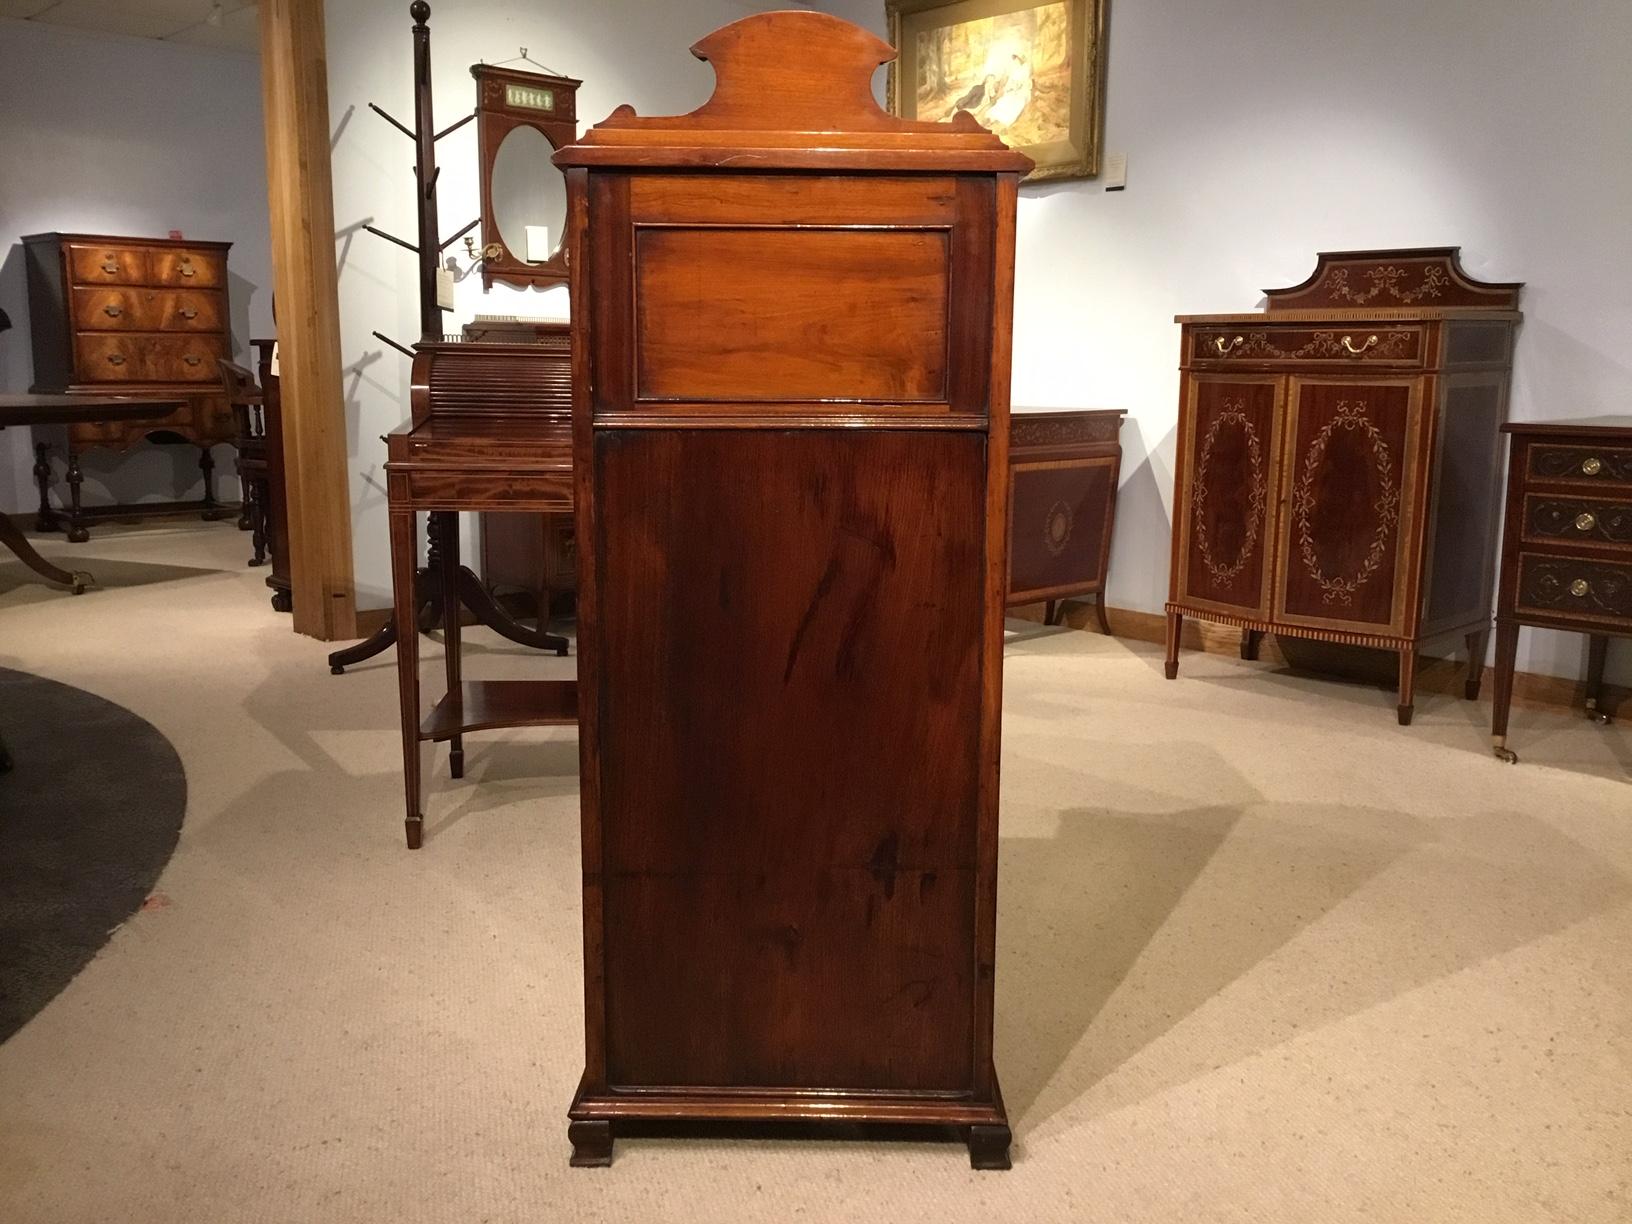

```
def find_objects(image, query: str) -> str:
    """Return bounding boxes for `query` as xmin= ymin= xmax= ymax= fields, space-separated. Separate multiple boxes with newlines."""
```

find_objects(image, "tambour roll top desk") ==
xmin=1164 ymin=249 xmax=1522 ymax=724
xmin=24 ymin=232 xmax=237 ymax=540
xmin=554 ymin=11 xmax=1029 ymax=1168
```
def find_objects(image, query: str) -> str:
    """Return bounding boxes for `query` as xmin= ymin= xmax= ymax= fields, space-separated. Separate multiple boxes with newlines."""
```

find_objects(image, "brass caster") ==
xmin=69 ymin=571 xmax=93 ymax=595
xmin=1493 ymin=746 xmax=1518 ymax=764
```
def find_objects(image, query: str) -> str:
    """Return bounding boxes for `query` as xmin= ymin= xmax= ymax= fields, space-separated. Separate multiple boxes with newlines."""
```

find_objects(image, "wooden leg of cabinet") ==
xmin=1585 ymin=634 xmax=1611 ymax=724
xmin=1396 ymin=648 xmax=1417 ymax=726
xmin=1240 ymin=628 xmax=1263 ymax=661
xmin=568 ymin=1120 xmax=613 ymax=1168
xmin=1164 ymin=610 xmax=1182 ymax=679
xmin=1491 ymin=619 xmax=1521 ymax=762
xmin=32 ymin=442 xmax=58 ymax=532
xmin=1043 ymin=599 xmax=1058 ymax=626
xmin=967 ymin=1122 xmax=1013 ymax=1170
xmin=1093 ymin=594 xmax=1111 ymax=635
xmin=65 ymin=451 xmax=88 ymax=543
xmin=1464 ymin=627 xmax=1490 ymax=701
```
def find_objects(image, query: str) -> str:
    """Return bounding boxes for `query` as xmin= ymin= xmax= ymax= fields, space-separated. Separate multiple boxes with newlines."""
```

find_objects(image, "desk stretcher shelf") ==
xmin=420 ymin=679 xmax=578 ymax=742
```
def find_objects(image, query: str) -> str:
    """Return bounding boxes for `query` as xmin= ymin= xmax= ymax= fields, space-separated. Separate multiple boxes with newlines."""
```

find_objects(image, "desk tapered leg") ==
xmin=391 ymin=508 xmax=424 ymax=848
xmin=437 ymin=512 xmax=465 ymax=779
xmin=1491 ymin=618 xmax=1520 ymax=762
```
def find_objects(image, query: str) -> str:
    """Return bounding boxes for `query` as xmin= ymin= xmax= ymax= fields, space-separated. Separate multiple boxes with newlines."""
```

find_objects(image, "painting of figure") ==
xmin=889 ymin=0 xmax=1105 ymax=182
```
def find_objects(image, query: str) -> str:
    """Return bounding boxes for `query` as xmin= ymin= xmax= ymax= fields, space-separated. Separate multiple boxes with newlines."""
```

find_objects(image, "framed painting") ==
xmin=887 ymin=0 xmax=1106 ymax=182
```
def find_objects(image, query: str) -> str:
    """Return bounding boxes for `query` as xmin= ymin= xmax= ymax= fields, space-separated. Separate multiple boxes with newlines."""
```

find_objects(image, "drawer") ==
xmin=76 ymin=333 xmax=226 ymax=383
xmin=150 ymin=248 xmax=224 ymax=288
xmin=68 ymin=243 xmax=149 ymax=285
xmin=72 ymin=287 xmax=223 ymax=332
xmin=1527 ymin=443 xmax=1632 ymax=486
xmin=1521 ymin=493 xmax=1632 ymax=550
xmin=1515 ymin=552 xmax=1632 ymax=625
xmin=1190 ymin=325 xmax=1423 ymax=367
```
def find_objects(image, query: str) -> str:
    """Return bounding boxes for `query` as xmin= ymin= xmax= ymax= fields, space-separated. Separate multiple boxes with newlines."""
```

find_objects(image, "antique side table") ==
xmin=1491 ymin=416 xmax=1632 ymax=762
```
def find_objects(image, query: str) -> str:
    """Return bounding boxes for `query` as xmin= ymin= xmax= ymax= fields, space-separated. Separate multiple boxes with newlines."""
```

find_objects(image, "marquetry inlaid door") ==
xmin=1273 ymin=378 xmax=1425 ymax=635
xmin=1174 ymin=375 xmax=1283 ymax=620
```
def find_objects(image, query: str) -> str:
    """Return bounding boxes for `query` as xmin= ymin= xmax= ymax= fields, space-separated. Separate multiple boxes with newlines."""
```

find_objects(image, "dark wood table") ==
xmin=0 ymin=394 xmax=182 ymax=594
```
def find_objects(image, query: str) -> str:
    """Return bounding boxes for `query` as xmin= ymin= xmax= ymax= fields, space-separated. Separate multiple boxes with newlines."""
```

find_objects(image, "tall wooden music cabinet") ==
xmin=555 ymin=11 xmax=1029 ymax=1169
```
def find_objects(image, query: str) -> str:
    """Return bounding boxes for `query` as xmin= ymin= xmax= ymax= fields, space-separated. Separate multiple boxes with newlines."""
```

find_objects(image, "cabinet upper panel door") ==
xmin=1274 ymin=379 xmax=1424 ymax=634
xmin=1175 ymin=375 xmax=1283 ymax=618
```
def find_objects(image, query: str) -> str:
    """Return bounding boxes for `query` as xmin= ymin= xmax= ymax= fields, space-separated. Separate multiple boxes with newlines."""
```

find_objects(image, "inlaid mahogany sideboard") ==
xmin=1007 ymin=408 xmax=1124 ymax=630
xmin=1491 ymin=417 xmax=1632 ymax=762
xmin=554 ymin=11 xmax=1029 ymax=1169
xmin=24 ymin=232 xmax=237 ymax=541
xmin=1164 ymin=248 xmax=1522 ymax=725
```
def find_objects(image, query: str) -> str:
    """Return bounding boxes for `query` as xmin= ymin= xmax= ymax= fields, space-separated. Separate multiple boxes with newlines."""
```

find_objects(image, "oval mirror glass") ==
xmin=490 ymin=125 xmax=566 ymax=264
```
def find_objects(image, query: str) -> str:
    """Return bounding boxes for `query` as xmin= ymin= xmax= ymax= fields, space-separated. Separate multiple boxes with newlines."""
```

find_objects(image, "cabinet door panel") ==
xmin=1275 ymin=379 xmax=1423 ymax=633
xmin=1175 ymin=375 xmax=1282 ymax=617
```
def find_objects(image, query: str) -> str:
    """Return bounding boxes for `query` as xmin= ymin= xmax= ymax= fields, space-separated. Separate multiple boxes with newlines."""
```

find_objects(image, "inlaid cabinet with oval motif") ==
xmin=1165 ymin=249 xmax=1522 ymax=724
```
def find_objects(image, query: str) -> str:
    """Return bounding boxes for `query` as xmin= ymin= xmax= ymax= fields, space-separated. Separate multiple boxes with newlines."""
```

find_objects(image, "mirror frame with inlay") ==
xmin=471 ymin=63 xmax=581 ymax=290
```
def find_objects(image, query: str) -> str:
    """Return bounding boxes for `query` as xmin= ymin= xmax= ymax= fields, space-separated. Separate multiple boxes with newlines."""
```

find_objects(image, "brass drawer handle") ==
xmin=106 ymin=353 xmax=126 ymax=366
xmin=1582 ymin=456 xmax=1603 ymax=475
xmin=180 ymin=265 xmax=197 ymax=277
xmin=1575 ymin=512 xmax=1597 ymax=531
xmin=100 ymin=258 xmax=119 ymax=274
xmin=1341 ymin=334 xmax=1380 ymax=356
xmin=1213 ymin=335 xmax=1244 ymax=355
xmin=179 ymin=308 xmax=198 ymax=320
xmin=103 ymin=304 xmax=122 ymax=317
xmin=1570 ymin=578 xmax=1591 ymax=597
xmin=183 ymin=354 xmax=202 ymax=367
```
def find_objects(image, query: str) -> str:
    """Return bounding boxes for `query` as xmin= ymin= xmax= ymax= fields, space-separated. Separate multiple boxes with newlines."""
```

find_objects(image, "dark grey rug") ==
xmin=0 ymin=667 xmax=186 ymax=1042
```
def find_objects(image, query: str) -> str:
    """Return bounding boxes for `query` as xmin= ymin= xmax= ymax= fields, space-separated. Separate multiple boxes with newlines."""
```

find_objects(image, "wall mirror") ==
xmin=471 ymin=64 xmax=581 ymax=290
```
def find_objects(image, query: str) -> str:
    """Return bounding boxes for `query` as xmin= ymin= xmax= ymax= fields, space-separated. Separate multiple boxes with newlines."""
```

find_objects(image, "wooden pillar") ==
xmin=258 ymin=0 xmax=357 ymax=640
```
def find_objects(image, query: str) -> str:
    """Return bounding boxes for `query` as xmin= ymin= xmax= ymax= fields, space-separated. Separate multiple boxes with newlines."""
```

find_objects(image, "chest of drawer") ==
xmin=75 ymin=333 xmax=226 ymax=383
xmin=68 ymin=243 xmax=148 ymax=285
xmin=150 ymin=248 xmax=224 ymax=288
xmin=1514 ymin=552 xmax=1632 ymax=626
xmin=1521 ymin=493 xmax=1632 ymax=551
xmin=72 ymin=287 xmax=223 ymax=333
xmin=1190 ymin=325 xmax=1424 ymax=368
xmin=1526 ymin=443 xmax=1632 ymax=486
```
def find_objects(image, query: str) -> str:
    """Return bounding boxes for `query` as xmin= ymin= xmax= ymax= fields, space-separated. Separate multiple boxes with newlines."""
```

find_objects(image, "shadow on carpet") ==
xmin=0 ymin=667 xmax=185 ymax=1042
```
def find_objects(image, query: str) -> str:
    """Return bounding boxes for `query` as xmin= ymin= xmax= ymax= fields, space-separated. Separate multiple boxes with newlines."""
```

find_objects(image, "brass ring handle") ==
xmin=1569 ymin=578 xmax=1591 ymax=597
xmin=1213 ymin=335 xmax=1244 ymax=355
xmin=183 ymin=354 xmax=202 ymax=366
xmin=1341 ymin=334 xmax=1380 ymax=355
xmin=103 ymin=304 xmax=122 ymax=317
xmin=1582 ymin=456 xmax=1603 ymax=475
xmin=179 ymin=308 xmax=198 ymax=320
xmin=1575 ymin=512 xmax=1597 ymax=531
xmin=106 ymin=353 xmax=126 ymax=366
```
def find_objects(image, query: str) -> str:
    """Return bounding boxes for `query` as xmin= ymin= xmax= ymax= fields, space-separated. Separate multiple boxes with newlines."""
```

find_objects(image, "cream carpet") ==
xmin=1 ymin=520 xmax=1628 ymax=1223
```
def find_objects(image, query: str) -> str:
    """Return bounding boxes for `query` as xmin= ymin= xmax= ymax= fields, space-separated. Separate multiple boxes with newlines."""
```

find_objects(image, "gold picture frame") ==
xmin=887 ymin=0 xmax=1106 ymax=182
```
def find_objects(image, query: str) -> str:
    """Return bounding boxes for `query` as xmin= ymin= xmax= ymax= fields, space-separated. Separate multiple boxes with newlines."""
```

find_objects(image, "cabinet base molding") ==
xmin=568 ymin=1074 xmax=1010 ymax=1170
xmin=1014 ymin=601 xmax=1625 ymax=720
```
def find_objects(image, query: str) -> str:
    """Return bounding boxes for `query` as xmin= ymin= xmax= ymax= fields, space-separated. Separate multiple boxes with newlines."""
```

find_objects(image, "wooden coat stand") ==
xmin=326 ymin=0 xmax=566 ymax=677
xmin=556 ymin=11 xmax=1028 ymax=1168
